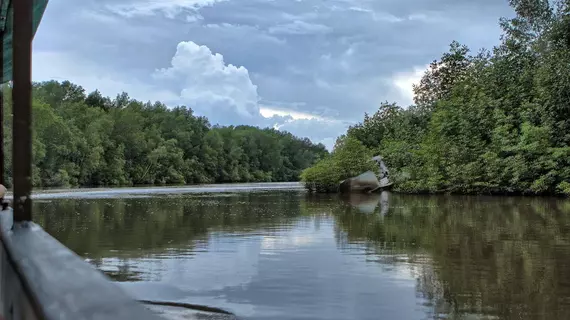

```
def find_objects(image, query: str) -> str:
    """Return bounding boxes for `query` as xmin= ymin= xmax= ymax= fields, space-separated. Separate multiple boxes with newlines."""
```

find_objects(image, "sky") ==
xmin=32 ymin=0 xmax=514 ymax=150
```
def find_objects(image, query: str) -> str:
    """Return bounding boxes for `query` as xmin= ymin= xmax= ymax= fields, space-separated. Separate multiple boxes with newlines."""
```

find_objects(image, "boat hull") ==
xmin=339 ymin=171 xmax=392 ymax=194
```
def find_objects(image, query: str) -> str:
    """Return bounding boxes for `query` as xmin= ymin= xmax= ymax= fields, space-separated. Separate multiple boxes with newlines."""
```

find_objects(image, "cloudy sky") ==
xmin=32 ymin=0 xmax=514 ymax=149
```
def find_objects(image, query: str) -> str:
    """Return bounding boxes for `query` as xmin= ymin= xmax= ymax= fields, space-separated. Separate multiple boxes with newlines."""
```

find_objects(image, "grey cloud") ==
xmin=33 ymin=0 xmax=515 ymax=149
xmin=188 ymin=0 xmax=513 ymax=119
xmin=268 ymin=20 xmax=332 ymax=35
xmin=103 ymin=0 xmax=226 ymax=18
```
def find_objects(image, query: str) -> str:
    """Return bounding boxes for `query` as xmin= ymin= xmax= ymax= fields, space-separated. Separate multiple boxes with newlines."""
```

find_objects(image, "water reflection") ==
xmin=339 ymin=191 xmax=390 ymax=215
xmin=34 ymin=190 xmax=570 ymax=320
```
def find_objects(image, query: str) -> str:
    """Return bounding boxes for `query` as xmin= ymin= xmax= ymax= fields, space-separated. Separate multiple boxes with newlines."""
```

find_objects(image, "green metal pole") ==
xmin=0 ymin=32 xmax=4 ymax=187
xmin=12 ymin=0 xmax=33 ymax=221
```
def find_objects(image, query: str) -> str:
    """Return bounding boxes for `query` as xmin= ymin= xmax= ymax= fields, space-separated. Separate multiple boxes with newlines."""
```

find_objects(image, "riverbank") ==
xmin=390 ymin=186 xmax=570 ymax=197
xmin=300 ymin=135 xmax=570 ymax=197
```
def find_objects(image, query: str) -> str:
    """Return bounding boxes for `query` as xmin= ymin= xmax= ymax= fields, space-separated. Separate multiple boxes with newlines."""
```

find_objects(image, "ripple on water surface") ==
xmin=32 ymin=187 xmax=570 ymax=320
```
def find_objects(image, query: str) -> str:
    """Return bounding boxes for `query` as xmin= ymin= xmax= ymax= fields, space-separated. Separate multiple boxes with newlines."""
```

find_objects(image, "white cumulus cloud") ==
xmin=153 ymin=41 xmax=261 ymax=122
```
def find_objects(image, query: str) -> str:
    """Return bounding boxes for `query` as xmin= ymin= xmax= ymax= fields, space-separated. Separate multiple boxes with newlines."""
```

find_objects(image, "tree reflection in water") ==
xmin=33 ymin=191 xmax=570 ymax=320
xmin=333 ymin=193 xmax=570 ymax=320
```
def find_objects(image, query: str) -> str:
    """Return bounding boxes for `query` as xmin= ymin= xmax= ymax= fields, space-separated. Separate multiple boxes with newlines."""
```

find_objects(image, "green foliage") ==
xmin=1 ymin=81 xmax=328 ymax=187
xmin=305 ymin=0 xmax=570 ymax=196
xmin=300 ymin=137 xmax=376 ymax=192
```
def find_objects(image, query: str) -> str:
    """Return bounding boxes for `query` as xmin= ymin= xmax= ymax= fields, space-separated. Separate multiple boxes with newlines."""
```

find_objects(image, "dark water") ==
xmin=32 ymin=185 xmax=570 ymax=320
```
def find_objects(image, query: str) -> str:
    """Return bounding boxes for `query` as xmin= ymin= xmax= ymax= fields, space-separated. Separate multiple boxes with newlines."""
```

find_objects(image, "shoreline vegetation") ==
xmin=1 ymin=83 xmax=328 ymax=188
xmin=302 ymin=0 xmax=570 ymax=196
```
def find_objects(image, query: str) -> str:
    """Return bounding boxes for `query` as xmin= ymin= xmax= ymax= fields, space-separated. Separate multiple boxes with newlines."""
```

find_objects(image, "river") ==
xmin=31 ymin=183 xmax=570 ymax=320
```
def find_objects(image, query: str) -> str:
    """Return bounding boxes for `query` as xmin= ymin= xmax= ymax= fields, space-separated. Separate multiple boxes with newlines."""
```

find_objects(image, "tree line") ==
xmin=303 ymin=0 xmax=570 ymax=195
xmin=1 ymin=81 xmax=328 ymax=188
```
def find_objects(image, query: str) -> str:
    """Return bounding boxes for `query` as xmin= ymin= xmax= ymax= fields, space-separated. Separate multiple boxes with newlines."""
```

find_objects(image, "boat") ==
xmin=338 ymin=155 xmax=393 ymax=194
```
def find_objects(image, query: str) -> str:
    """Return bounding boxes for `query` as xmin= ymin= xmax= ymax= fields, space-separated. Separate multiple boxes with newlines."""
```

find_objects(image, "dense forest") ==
xmin=1 ymin=81 xmax=328 ymax=187
xmin=303 ymin=0 xmax=570 ymax=195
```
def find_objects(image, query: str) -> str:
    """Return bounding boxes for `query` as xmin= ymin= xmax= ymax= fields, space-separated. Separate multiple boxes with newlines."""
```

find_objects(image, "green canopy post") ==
xmin=0 ymin=0 xmax=48 ymax=221
xmin=0 ymin=32 xmax=3 ymax=187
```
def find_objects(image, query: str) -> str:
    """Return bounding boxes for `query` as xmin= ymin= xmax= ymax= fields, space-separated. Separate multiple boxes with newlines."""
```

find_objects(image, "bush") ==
xmin=300 ymin=137 xmax=378 ymax=193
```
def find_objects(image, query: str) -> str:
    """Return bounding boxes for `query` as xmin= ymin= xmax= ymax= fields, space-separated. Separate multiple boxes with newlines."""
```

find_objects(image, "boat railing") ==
xmin=0 ymin=207 xmax=165 ymax=320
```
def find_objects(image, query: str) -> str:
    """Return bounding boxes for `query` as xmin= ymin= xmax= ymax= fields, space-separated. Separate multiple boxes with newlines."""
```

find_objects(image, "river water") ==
xmin=31 ymin=183 xmax=570 ymax=320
